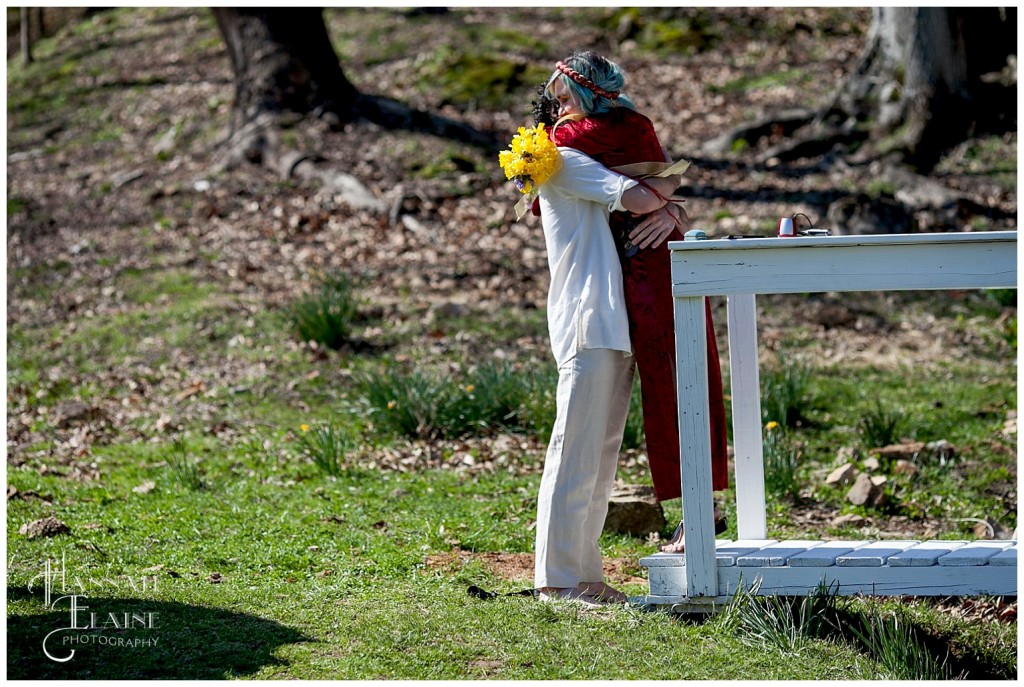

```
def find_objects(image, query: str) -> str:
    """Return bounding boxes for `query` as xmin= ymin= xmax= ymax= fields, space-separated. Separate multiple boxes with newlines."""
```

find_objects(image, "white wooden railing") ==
xmin=646 ymin=231 xmax=1017 ymax=604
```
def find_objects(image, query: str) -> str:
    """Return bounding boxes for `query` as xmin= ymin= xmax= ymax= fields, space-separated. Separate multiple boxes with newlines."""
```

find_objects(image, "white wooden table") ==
xmin=640 ymin=231 xmax=1018 ymax=608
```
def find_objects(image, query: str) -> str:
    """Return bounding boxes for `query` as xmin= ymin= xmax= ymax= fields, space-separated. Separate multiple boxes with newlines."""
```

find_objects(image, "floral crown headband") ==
xmin=555 ymin=60 xmax=620 ymax=100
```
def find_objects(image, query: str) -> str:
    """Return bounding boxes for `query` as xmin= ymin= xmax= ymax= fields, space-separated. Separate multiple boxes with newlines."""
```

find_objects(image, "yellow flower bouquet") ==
xmin=498 ymin=123 xmax=561 ymax=219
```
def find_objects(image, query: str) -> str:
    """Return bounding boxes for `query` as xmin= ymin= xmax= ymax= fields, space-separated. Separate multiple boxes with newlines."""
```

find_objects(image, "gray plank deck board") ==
xmin=938 ymin=540 xmax=1014 ymax=566
xmin=787 ymin=541 xmax=866 ymax=567
xmin=835 ymin=541 xmax=920 ymax=567
xmin=990 ymin=543 xmax=1017 ymax=566
xmin=715 ymin=540 xmax=778 ymax=567
xmin=736 ymin=540 xmax=824 ymax=567
xmin=888 ymin=540 xmax=968 ymax=567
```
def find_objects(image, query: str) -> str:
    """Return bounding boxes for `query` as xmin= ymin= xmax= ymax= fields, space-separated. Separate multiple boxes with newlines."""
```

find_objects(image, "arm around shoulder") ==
xmin=619 ymin=174 xmax=680 ymax=215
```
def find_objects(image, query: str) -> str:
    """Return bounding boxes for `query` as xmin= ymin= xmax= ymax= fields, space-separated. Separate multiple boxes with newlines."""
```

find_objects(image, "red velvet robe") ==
xmin=550 ymin=108 xmax=729 ymax=501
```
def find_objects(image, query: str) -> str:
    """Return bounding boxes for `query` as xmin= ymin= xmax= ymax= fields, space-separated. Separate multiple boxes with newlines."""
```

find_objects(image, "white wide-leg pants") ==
xmin=534 ymin=347 xmax=634 ymax=589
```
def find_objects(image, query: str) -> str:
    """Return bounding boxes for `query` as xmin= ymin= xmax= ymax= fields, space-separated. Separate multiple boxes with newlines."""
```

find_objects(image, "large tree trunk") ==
xmin=716 ymin=8 xmax=1017 ymax=173
xmin=212 ymin=7 xmax=497 ymax=194
xmin=706 ymin=7 xmax=1016 ymax=234
xmin=823 ymin=8 xmax=1017 ymax=233
xmin=20 ymin=7 xmax=33 ymax=65
xmin=830 ymin=7 xmax=1016 ymax=171
xmin=212 ymin=8 xmax=359 ymax=134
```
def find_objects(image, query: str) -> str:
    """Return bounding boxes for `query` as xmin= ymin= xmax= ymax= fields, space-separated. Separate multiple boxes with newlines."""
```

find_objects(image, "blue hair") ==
xmin=546 ymin=50 xmax=635 ymax=116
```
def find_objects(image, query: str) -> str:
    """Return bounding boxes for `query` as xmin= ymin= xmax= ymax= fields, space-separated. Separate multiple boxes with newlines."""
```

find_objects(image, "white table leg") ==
xmin=674 ymin=295 xmax=717 ymax=598
xmin=727 ymin=294 xmax=767 ymax=540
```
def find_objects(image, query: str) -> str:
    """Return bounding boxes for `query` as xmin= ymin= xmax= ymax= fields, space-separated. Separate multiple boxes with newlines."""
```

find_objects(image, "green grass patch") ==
xmin=759 ymin=353 xmax=814 ymax=428
xmin=718 ymin=585 xmax=1010 ymax=679
xmin=596 ymin=8 xmax=721 ymax=56
xmin=709 ymin=67 xmax=811 ymax=95
xmin=858 ymin=399 xmax=914 ymax=449
xmin=294 ymin=422 xmax=356 ymax=477
xmin=936 ymin=134 xmax=1018 ymax=193
xmin=10 ymin=274 xmax=220 ymax=382
xmin=357 ymin=360 xmax=541 ymax=440
xmin=285 ymin=273 xmax=361 ymax=350
xmin=163 ymin=437 xmax=208 ymax=491
xmin=8 ymin=196 xmax=29 ymax=214
xmin=789 ymin=359 xmax=1015 ymax=525
xmin=636 ymin=14 xmax=721 ymax=55
xmin=433 ymin=305 xmax=548 ymax=343
xmin=846 ymin=604 xmax=953 ymax=679
xmin=118 ymin=266 xmax=214 ymax=307
xmin=762 ymin=424 xmax=800 ymax=500
xmin=417 ymin=47 xmax=550 ymax=110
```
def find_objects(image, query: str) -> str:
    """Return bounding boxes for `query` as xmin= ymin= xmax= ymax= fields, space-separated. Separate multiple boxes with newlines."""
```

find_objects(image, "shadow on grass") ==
xmin=7 ymin=586 xmax=310 ymax=680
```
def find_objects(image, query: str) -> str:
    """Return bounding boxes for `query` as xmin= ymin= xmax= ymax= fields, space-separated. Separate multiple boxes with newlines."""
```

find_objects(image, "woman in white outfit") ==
xmin=534 ymin=145 xmax=680 ymax=605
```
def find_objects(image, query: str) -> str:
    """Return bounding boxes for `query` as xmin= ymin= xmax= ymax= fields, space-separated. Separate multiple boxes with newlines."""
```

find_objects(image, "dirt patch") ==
xmin=425 ymin=548 xmax=648 ymax=587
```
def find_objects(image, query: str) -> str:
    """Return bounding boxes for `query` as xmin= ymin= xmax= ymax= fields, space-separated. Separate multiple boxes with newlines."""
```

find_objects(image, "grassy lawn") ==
xmin=8 ymin=461 xmax=884 ymax=680
xmin=5 ymin=460 xmax=887 ymax=680
xmin=7 ymin=282 xmax=1017 ymax=679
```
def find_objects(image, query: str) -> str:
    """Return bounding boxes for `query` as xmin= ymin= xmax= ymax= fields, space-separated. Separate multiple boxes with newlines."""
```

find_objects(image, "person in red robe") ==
xmin=538 ymin=51 xmax=729 ymax=552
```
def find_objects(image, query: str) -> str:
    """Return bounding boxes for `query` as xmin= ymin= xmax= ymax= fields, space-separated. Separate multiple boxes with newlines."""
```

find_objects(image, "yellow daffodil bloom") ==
xmin=498 ymin=123 xmax=561 ymax=195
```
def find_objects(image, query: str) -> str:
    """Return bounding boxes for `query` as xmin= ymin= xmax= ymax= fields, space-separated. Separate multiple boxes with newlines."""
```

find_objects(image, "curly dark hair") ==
xmin=531 ymin=83 xmax=558 ymax=127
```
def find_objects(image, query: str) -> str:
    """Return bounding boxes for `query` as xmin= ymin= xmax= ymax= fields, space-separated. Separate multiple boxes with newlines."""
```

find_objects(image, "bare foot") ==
xmin=576 ymin=581 xmax=627 ymax=603
xmin=537 ymin=586 xmax=606 ymax=606
xmin=658 ymin=505 xmax=727 ymax=554
xmin=659 ymin=520 xmax=685 ymax=553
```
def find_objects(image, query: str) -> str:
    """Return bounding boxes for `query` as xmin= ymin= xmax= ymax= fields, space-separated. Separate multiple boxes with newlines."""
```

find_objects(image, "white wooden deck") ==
xmin=641 ymin=231 xmax=1018 ymax=609
xmin=642 ymin=539 xmax=1018 ymax=604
